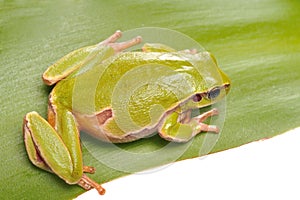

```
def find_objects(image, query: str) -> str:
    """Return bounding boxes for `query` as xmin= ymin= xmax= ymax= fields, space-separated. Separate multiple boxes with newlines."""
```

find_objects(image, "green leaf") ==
xmin=1 ymin=0 xmax=300 ymax=199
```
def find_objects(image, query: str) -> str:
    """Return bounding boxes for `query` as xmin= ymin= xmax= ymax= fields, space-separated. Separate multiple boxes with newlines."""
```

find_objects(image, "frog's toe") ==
xmin=109 ymin=36 xmax=142 ymax=52
xmin=98 ymin=31 xmax=142 ymax=52
xmin=99 ymin=30 xmax=123 ymax=45
xmin=83 ymin=166 xmax=96 ymax=174
xmin=181 ymin=48 xmax=198 ymax=54
xmin=194 ymin=108 xmax=219 ymax=123
xmin=196 ymin=123 xmax=219 ymax=133
xmin=78 ymin=174 xmax=106 ymax=195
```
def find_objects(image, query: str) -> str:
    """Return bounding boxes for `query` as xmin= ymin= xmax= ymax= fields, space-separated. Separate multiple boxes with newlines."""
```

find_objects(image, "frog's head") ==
xmin=180 ymin=52 xmax=231 ymax=110
xmin=189 ymin=82 xmax=231 ymax=108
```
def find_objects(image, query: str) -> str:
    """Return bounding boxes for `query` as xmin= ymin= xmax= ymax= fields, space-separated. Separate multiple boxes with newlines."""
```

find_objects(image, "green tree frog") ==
xmin=23 ymin=31 xmax=231 ymax=195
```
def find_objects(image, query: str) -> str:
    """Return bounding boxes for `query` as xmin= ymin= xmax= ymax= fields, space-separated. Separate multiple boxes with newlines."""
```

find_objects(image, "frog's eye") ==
xmin=193 ymin=93 xmax=202 ymax=102
xmin=207 ymin=87 xmax=221 ymax=99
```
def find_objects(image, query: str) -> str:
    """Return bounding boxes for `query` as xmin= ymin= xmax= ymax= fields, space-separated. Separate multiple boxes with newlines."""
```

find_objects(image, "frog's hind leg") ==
xmin=24 ymin=113 xmax=95 ymax=174
xmin=23 ymin=117 xmax=52 ymax=173
xmin=78 ymin=174 xmax=105 ymax=195
xmin=23 ymin=110 xmax=106 ymax=195
xmin=23 ymin=111 xmax=82 ymax=183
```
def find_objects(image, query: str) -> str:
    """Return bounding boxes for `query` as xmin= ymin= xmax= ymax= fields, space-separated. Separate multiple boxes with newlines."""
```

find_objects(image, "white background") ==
xmin=76 ymin=127 xmax=300 ymax=200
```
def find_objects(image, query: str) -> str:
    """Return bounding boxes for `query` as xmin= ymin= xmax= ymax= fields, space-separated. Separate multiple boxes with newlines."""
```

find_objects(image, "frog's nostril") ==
xmin=224 ymin=83 xmax=230 ymax=88
xmin=193 ymin=93 xmax=202 ymax=102
xmin=224 ymin=83 xmax=231 ymax=93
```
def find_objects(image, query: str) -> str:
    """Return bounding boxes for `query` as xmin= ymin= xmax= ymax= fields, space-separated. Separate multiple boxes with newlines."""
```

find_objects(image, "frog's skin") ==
xmin=23 ymin=31 xmax=231 ymax=195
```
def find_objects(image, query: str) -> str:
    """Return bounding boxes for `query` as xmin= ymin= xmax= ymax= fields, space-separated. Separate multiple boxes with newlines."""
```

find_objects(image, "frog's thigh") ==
xmin=23 ymin=118 xmax=52 ymax=172
xmin=55 ymin=108 xmax=83 ymax=182
xmin=23 ymin=111 xmax=81 ymax=184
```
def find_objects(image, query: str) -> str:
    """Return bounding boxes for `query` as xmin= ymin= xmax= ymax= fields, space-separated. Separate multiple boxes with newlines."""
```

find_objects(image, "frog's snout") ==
xmin=224 ymin=83 xmax=231 ymax=94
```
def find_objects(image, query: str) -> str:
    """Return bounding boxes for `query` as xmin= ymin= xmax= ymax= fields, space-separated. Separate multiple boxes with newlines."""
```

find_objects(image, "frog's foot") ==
xmin=97 ymin=30 xmax=142 ymax=52
xmin=78 ymin=174 xmax=106 ymax=195
xmin=193 ymin=108 xmax=220 ymax=133
xmin=109 ymin=36 xmax=142 ymax=52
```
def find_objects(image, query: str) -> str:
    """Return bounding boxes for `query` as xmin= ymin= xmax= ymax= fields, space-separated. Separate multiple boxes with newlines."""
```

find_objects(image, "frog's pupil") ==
xmin=193 ymin=94 xmax=202 ymax=102
xmin=207 ymin=87 xmax=221 ymax=99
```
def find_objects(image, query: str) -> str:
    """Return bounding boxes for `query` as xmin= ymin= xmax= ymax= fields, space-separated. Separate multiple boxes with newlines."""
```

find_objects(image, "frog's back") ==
xmin=54 ymin=51 xmax=206 ymax=114
xmin=95 ymin=51 xmax=204 ymax=111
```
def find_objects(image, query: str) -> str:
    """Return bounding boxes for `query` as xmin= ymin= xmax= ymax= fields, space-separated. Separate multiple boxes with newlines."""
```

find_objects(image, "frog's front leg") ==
xmin=23 ymin=110 xmax=105 ymax=195
xmin=158 ymin=108 xmax=219 ymax=142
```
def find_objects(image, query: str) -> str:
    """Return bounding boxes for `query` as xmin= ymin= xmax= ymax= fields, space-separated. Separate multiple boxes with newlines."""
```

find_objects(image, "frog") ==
xmin=23 ymin=30 xmax=231 ymax=195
